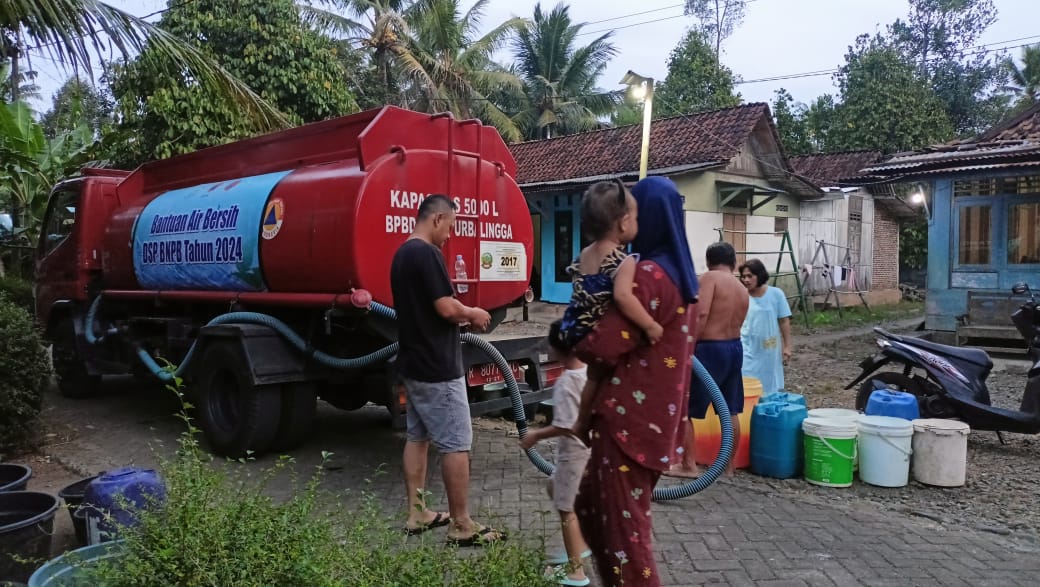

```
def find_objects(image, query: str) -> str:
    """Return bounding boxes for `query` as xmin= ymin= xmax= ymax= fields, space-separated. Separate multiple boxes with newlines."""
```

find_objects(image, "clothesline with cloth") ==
xmin=804 ymin=239 xmax=871 ymax=317
xmin=799 ymin=262 xmax=869 ymax=290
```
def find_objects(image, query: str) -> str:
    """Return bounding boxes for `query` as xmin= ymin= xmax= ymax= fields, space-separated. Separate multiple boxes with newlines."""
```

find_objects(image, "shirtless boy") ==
xmin=670 ymin=242 xmax=750 ymax=477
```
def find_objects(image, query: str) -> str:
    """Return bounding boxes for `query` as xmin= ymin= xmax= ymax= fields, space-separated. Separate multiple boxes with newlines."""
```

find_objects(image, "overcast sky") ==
xmin=22 ymin=0 xmax=1039 ymax=113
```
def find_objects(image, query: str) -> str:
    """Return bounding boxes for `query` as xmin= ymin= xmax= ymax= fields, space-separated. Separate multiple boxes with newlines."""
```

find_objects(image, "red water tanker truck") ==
xmin=33 ymin=106 xmax=561 ymax=457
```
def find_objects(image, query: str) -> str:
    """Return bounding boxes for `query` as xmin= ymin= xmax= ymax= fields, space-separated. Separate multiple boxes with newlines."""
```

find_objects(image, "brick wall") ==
xmin=872 ymin=205 xmax=900 ymax=289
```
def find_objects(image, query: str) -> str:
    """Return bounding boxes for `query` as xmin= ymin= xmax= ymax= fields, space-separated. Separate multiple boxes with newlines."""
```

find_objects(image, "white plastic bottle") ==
xmin=455 ymin=254 xmax=469 ymax=294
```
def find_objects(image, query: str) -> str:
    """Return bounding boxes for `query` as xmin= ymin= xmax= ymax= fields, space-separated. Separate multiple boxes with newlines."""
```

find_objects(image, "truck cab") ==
xmin=35 ymin=171 xmax=128 ymax=332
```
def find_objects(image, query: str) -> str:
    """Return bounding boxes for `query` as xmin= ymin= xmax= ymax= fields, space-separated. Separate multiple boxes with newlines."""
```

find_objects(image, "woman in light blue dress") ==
xmin=738 ymin=259 xmax=793 ymax=396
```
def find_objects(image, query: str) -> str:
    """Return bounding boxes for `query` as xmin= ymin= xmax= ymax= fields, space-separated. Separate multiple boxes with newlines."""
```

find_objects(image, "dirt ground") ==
xmin=743 ymin=323 xmax=1040 ymax=546
xmin=11 ymin=309 xmax=1040 ymax=564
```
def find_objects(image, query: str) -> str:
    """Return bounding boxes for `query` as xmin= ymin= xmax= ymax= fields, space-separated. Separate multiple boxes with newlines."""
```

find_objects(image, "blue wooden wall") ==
xmin=926 ymin=171 xmax=1040 ymax=331
xmin=531 ymin=190 xmax=584 ymax=304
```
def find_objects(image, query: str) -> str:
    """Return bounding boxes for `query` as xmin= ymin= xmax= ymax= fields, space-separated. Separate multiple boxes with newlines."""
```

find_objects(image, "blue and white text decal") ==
xmin=133 ymin=171 xmax=291 ymax=291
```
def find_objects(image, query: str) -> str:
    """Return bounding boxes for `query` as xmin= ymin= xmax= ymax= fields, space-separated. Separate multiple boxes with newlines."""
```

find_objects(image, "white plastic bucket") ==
xmin=807 ymin=408 xmax=862 ymax=470
xmin=857 ymin=416 xmax=914 ymax=487
xmin=912 ymin=419 xmax=970 ymax=487
xmin=807 ymin=408 xmax=861 ymax=422
xmin=801 ymin=416 xmax=858 ymax=487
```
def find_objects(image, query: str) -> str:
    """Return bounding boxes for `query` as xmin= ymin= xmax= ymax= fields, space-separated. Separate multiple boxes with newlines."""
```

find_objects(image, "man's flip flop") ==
xmin=446 ymin=526 xmax=507 ymax=547
xmin=404 ymin=512 xmax=451 ymax=536
xmin=545 ymin=549 xmax=592 ymax=565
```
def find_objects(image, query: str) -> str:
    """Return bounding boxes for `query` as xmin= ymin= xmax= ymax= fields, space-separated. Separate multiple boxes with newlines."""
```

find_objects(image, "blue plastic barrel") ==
xmin=83 ymin=467 xmax=166 ymax=543
xmin=865 ymin=389 xmax=920 ymax=420
xmin=758 ymin=391 xmax=806 ymax=407
xmin=750 ymin=401 xmax=808 ymax=479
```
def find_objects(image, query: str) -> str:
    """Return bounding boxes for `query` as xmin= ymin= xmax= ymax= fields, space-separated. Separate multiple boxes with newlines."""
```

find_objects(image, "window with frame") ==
xmin=1008 ymin=202 xmax=1040 ymax=264
xmin=41 ymin=188 xmax=79 ymax=255
xmin=954 ymin=175 xmax=1040 ymax=197
xmin=957 ymin=205 xmax=991 ymax=265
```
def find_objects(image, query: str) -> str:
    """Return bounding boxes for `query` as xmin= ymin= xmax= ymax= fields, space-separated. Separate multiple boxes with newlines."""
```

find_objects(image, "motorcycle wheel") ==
xmin=855 ymin=372 xmax=924 ymax=411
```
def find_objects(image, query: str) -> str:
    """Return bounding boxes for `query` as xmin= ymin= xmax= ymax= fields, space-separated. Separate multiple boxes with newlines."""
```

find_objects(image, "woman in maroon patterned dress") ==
xmin=572 ymin=176 xmax=700 ymax=587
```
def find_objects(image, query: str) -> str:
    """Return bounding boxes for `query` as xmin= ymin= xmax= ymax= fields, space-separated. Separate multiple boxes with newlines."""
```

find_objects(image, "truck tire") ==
xmin=269 ymin=382 xmax=317 ymax=452
xmin=51 ymin=317 xmax=102 ymax=399
xmin=196 ymin=341 xmax=282 ymax=458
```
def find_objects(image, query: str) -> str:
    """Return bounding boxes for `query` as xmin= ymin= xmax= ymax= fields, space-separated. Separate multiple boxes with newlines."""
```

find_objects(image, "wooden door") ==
xmin=723 ymin=213 xmax=747 ymax=265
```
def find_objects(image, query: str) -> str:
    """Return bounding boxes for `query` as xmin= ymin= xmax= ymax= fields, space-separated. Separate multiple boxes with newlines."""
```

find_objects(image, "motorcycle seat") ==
xmin=882 ymin=329 xmax=993 ymax=369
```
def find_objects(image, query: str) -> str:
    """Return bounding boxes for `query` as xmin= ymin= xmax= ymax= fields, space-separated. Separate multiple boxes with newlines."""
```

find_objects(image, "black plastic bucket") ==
xmin=0 ymin=491 xmax=60 ymax=583
xmin=71 ymin=507 xmax=89 ymax=547
xmin=58 ymin=476 xmax=98 ymax=547
xmin=0 ymin=464 xmax=32 ymax=492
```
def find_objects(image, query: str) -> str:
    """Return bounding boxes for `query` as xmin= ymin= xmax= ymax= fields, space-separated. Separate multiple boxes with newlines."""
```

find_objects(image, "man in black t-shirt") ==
xmin=390 ymin=194 xmax=504 ymax=546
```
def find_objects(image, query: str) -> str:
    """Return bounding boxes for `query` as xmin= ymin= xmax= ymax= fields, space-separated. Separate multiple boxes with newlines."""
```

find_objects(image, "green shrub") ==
xmin=84 ymin=391 xmax=552 ymax=587
xmin=0 ymin=276 xmax=34 ymax=315
xmin=0 ymin=293 xmax=51 ymax=456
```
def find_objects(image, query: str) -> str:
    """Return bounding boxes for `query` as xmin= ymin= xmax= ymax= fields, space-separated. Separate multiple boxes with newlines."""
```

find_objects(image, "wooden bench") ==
xmin=957 ymin=290 xmax=1027 ymax=353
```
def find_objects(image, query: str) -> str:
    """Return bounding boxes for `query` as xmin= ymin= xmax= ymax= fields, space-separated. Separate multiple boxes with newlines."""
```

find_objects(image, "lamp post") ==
xmin=620 ymin=70 xmax=654 ymax=180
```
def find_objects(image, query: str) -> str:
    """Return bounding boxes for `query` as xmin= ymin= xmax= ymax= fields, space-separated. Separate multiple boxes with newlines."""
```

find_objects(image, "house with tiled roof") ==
xmin=509 ymin=103 xmax=819 ymax=303
xmin=788 ymin=150 xmax=913 ymax=307
xmin=863 ymin=102 xmax=1040 ymax=345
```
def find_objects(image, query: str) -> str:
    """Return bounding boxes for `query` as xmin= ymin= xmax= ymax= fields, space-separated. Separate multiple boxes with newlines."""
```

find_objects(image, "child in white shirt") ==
xmin=520 ymin=320 xmax=593 ymax=586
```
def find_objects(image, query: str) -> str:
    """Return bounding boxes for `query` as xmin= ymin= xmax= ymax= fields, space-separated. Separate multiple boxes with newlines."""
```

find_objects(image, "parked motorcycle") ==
xmin=846 ymin=283 xmax=1040 ymax=435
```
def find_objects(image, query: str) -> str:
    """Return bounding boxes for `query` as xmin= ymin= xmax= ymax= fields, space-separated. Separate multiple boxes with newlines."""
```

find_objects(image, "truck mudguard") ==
xmin=195 ymin=322 xmax=310 ymax=386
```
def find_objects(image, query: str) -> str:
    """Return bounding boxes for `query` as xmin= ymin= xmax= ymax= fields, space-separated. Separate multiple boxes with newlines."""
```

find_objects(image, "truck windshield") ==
xmin=41 ymin=187 xmax=79 ymax=255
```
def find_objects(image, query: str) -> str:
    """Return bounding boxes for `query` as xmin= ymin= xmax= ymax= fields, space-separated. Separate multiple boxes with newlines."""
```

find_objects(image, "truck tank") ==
xmin=100 ymin=107 xmax=533 ymax=311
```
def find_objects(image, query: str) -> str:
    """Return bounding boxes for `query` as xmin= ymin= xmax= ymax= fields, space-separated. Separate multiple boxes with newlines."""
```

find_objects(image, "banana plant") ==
xmin=0 ymin=100 xmax=99 ymax=241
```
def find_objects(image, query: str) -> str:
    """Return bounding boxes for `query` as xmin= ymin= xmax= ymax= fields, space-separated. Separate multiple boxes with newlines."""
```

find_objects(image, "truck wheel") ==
xmin=269 ymin=382 xmax=317 ymax=452
xmin=52 ymin=318 xmax=102 ymax=399
xmin=196 ymin=341 xmax=282 ymax=458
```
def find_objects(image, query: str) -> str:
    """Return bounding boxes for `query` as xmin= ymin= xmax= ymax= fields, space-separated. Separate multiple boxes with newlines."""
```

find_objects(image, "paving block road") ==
xmin=41 ymin=383 xmax=1040 ymax=586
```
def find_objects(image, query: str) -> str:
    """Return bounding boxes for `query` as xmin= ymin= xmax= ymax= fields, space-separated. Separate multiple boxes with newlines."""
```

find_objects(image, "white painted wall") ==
xmin=685 ymin=210 xmax=723 ymax=271
xmin=798 ymin=192 xmax=876 ymax=295
xmin=683 ymin=211 xmax=803 ymax=297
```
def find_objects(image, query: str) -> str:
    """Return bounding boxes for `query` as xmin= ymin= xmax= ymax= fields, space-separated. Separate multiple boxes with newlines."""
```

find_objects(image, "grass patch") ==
xmin=794 ymin=301 xmax=925 ymax=335
xmin=75 ymin=386 xmax=553 ymax=586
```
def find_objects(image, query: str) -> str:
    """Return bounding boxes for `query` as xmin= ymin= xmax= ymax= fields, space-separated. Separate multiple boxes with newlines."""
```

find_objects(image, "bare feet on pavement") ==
xmin=666 ymin=463 xmax=701 ymax=479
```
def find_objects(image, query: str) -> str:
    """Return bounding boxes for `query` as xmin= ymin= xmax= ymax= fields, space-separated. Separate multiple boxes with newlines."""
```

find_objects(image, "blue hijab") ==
xmin=630 ymin=176 xmax=700 ymax=304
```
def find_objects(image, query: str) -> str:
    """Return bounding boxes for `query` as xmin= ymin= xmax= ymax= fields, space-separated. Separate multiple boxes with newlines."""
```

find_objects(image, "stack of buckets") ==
xmin=794 ymin=389 xmax=971 ymax=488
xmin=708 ymin=379 xmax=972 ymax=487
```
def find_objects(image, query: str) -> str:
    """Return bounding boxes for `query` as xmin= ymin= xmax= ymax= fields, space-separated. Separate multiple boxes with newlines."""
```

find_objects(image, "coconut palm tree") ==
xmin=393 ymin=0 xmax=525 ymax=142
xmin=511 ymin=2 xmax=618 ymax=140
xmin=2 ymin=0 xmax=284 ymax=127
xmin=1004 ymin=43 xmax=1040 ymax=108
xmin=0 ymin=58 xmax=42 ymax=104
xmin=301 ymin=0 xmax=416 ymax=106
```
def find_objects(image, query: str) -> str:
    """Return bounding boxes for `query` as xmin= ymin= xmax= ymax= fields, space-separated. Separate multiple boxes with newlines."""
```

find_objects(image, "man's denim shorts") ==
xmin=402 ymin=376 xmax=473 ymax=453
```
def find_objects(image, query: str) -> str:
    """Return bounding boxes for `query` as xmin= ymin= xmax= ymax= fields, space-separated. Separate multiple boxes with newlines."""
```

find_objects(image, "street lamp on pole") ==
xmin=620 ymin=70 xmax=655 ymax=180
